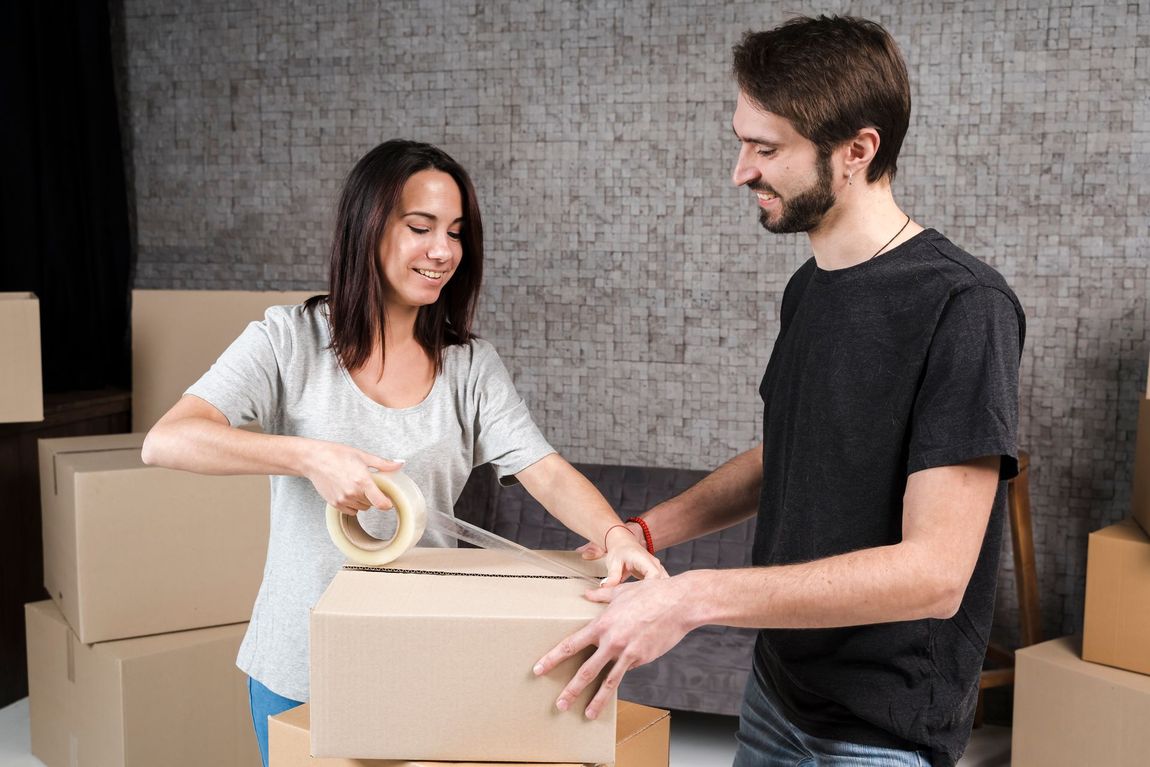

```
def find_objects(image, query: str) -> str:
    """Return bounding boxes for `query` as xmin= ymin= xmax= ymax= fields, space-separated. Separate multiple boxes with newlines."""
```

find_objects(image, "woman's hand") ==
xmin=578 ymin=520 xmax=644 ymax=560
xmin=600 ymin=525 xmax=668 ymax=586
xmin=301 ymin=440 xmax=406 ymax=515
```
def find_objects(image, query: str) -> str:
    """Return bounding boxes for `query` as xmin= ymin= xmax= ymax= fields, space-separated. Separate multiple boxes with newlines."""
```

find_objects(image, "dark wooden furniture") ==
xmin=978 ymin=450 xmax=1040 ymax=723
xmin=0 ymin=389 xmax=131 ymax=707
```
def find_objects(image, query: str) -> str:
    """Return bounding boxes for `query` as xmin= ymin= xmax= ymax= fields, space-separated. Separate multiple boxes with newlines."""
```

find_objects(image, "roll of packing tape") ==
xmin=325 ymin=470 xmax=428 ymax=566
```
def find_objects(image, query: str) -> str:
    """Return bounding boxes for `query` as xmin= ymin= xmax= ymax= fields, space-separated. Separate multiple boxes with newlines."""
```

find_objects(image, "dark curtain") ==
xmin=0 ymin=0 xmax=132 ymax=392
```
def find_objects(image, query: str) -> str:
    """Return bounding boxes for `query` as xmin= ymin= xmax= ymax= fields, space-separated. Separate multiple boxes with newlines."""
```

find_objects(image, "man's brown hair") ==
xmin=732 ymin=15 xmax=912 ymax=183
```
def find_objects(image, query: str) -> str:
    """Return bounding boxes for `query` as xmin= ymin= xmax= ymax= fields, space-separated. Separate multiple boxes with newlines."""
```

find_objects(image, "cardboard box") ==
xmin=1083 ymin=517 xmax=1150 ymax=675
xmin=1012 ymin=635 xmax=1150 ymax=766
xmin=310 ymin=548 xmax=616 ymax=763
xmin=40 ymin=432 xmax=269 ymax=643
xmin=269 ymin=700 xmax=670 ymax=767
xmin=0 ymin=291 xmax=43 ymax=422
xmin=1133 ymin=398 xmax=1150 ymax=535
xmin=25 ymin=600 xmax=259 ymax=767
xmin=132 ymin=289 xmax=316 ymax=431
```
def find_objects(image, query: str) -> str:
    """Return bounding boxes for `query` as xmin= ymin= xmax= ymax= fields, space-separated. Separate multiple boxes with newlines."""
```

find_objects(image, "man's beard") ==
xmin=757 ymin=152 xmax=836 ymax=234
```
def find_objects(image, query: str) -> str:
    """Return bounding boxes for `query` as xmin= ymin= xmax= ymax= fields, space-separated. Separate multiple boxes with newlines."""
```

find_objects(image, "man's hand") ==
xmin=532 ymin=573 xmax=699 ymax=719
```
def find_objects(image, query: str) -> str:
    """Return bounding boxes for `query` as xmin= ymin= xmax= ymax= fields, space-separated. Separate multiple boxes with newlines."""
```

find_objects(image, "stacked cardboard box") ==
xmin=131 ymin=289 xmax=314 ymax=431
xmin=1012 ymin=359 xmax=1150 ymax=766
xmin=26 ymin=600 xmax=259 ymax=766
xmin=27 ymin=432 xmax=269 ymax=766
xmin=38 ymin=432 xmax=269 ymax=644
xmin=1082 ymin=518 xmax=1150 ymax=676
xmin=0 ymin=292 xmax=43 ymax=423
xmin=24 ymin=289 xmax=311 ymax=766
xmin=1013 ymin=636 xmax=1150 ymax=766
xmin=270 ymin=699 xmax=670 ymax=767
xmin=309 ymin=548 xmax=623 ymax=763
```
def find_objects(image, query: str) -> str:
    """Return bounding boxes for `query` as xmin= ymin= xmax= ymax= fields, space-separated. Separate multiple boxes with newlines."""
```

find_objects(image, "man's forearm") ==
xmin=639 ymin=444 xmax=763 ymax=550
xmin=681 ymin=539 xmax=960 ymax=632
xmin=680 ymin=459 xmax=1001 ymax=630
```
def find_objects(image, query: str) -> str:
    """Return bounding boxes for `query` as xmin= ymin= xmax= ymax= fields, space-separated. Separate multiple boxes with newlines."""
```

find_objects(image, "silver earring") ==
xmin=848 ymin=171 xmax=854 ymax=186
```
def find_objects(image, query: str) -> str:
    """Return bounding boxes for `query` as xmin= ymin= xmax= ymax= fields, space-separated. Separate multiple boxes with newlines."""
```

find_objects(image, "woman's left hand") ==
xmin=600 ymin=526 xmax=668 ymax=586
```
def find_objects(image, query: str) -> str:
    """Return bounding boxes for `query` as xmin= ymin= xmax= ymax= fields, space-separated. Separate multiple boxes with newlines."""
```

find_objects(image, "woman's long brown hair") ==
xmin=305 ymin=140 xmax=483 ymax=374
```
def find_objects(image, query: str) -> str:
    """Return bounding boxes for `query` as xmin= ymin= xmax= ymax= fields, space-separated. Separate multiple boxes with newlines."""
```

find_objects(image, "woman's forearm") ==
xmin=515 ymin=453 xmax=630 ymax=546
xmin=143 ymin=415 xmax=310 ymax=477
xmin=141 ymin=395 xmax=310 ymax=477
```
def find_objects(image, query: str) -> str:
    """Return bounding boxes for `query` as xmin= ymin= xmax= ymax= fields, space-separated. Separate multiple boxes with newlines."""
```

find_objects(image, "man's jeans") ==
xmin=732 ymin=669 xmax=932 ymax=767
xmin=248 ymin=676 xmax=304 ymax=767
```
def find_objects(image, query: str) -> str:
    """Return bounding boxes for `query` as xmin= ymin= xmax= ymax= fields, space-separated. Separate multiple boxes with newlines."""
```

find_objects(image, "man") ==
xmin=532 ymin=15 xmax=1025 ymax=767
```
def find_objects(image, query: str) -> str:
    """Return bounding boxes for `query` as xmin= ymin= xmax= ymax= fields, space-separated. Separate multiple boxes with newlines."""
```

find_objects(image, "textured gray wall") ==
xmin=120 ymin=1 xmax=1150 ymax=643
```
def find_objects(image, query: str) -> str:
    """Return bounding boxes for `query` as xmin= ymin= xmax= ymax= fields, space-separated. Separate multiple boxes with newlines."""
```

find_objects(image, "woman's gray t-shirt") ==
xmin=185 ymin=303 xmax=555 ymax=700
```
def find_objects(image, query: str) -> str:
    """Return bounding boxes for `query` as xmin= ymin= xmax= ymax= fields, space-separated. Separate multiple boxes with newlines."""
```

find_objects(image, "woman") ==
xmin=141 ymin=139 xmax=664 ymax=766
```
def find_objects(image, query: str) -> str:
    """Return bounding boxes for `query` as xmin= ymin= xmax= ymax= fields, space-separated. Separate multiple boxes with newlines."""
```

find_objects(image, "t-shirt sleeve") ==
xmin=470 ymin=343 xmax=556 ymax=485
xmin=907 ymin=286 xmax=1023 ymax=480
xmin=183 ymin=310 xmax=287 ymax=429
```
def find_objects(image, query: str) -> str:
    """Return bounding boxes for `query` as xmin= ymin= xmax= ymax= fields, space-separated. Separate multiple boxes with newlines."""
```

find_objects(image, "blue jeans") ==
xmin=733 ymin=670 xmax=931 ymax=767
xmin=248 ymin=676 xmax=304 ymax=767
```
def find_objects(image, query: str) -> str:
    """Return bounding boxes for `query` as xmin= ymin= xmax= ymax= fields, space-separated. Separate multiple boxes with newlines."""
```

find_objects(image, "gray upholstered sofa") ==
xmin=454 ymin=463 xmax=757 ymax=716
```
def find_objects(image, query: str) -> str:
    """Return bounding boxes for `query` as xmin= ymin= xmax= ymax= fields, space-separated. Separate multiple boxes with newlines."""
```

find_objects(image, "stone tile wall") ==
xmin=119 ymin=0 xmax=1150 ymax=643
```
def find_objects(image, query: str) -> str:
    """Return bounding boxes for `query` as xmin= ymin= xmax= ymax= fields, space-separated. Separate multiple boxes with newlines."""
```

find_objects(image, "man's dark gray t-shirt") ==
xmin=752 ymin=229 xmax=1025 ymax=767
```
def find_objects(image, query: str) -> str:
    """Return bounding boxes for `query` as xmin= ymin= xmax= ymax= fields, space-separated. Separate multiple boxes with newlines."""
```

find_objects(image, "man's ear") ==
xmin=842 ymin=127 xmax=881 ymax=182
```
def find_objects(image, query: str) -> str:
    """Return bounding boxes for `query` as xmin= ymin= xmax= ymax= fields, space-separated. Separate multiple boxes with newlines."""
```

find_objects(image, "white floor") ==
xmin=0 ymin=696 xmax=1011 ymax=766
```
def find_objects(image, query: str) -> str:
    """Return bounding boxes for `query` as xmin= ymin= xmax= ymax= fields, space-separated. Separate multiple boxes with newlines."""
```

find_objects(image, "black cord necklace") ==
xmin=869 ymin=214 xmax=912 ymax=260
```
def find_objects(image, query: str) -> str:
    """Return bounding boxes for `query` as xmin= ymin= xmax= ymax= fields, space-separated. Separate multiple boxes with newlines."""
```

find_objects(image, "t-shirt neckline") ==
xmin=812 ymin=228 xmax=938 ymax=284
xmin=321 ymin=307 xmax=448 ymax=414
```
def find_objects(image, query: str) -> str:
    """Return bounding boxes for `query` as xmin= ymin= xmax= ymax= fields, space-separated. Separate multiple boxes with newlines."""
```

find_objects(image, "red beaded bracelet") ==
xmin=626 ymin=516 xmax=655 ymax=555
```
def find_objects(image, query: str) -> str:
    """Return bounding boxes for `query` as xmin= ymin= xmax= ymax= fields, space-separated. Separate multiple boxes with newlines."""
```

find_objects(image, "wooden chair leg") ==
xmin=977 ymin=450 xmax=1039 ymax=727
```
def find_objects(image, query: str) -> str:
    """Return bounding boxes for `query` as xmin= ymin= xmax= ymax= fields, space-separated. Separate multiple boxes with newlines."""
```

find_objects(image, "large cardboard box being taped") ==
xmin=0 ymin=291 xmax=43 ymax=422
xmin=270 ymin=700 xmax=670 ymax=767
xmin=1012 ymin=635 xmax=1150 ymax=766
xmin=1083 ymin=517 xmax=1150 ymax=675
xmin=40 ymin=432 xmax=269 ymax=643
xmin=25 ymin=600 xmax=259 ymax=767
xmin=310 ymin=548 xmax=616 ymax=763
xmin=131 ymin=289 xmax=316 ymax=431
xmin=1133 ymin=397 xmax=1150 ymax=535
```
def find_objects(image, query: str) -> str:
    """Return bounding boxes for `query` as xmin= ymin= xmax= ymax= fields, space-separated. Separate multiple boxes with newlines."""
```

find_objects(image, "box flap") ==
xmin=616 ymin=700 xmax=671 ymax=746
xmin=40 ymin=433 xmax=147 ymax=493
xmin=317 ymin=548 xmax=604 ymax=620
